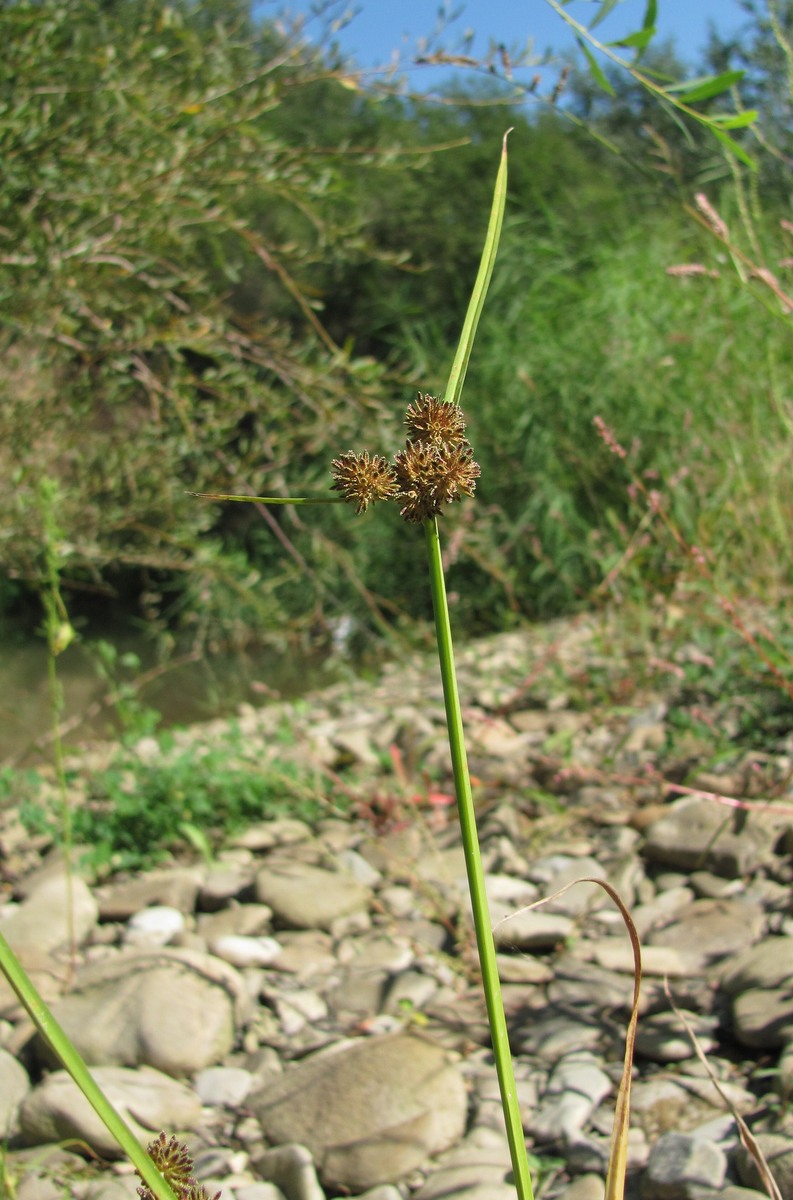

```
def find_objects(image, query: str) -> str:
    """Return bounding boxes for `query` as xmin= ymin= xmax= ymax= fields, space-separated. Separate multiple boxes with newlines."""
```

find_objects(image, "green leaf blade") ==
xmin=642 ymin=0 xmax=658 ymax=30
xmin=589 ymin=0 xmax=620 ymax=30
xmin=577 ymin=37 xmax=616 ymax=96
xmin=607 ymin=27 xmax=656 ymax=51
xmin=711 ymin=125 xmax=757 ymax=169
xmin=710 ymin=109 xmax=758 ymax=129
xmin=444 ymin=130 xmax=510 ymax=407
xmin=666 ymin=69 xmax=745 ymax=103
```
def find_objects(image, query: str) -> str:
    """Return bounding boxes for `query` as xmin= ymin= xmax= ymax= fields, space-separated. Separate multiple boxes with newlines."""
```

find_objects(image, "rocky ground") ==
xmin=2 ymin=610 xmax=793 ymax=1200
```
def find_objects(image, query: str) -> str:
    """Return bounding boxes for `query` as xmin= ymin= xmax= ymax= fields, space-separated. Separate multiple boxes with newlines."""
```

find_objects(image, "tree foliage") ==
xmin=0 ymin=0 xmax=398 ymax=641
xmin=1 ymin=0 xmax=791 ymax=650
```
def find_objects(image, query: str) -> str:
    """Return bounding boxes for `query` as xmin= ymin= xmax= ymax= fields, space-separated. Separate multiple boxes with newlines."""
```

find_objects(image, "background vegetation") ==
xmin=1 ymin=0 xmax=791 ymax=659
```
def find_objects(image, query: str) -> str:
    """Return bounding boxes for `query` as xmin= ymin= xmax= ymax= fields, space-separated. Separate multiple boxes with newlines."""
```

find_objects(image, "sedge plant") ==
xmin=0 ymin=133 xmax=640 ymax=1200
xmin=197 ymin=132 xmax=534 ymax=1200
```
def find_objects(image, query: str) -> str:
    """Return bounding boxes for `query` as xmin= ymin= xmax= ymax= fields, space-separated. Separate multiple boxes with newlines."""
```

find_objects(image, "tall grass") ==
xmin=394 ymin=208 xmax=793 ymax=623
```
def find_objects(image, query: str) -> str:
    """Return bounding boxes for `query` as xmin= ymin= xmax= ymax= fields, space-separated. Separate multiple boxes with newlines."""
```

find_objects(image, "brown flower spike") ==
xmin=136 ymin=1133 xmax=221 ymax=1200
xmin=330 ymin=394 xmax=481 ymax=524
xmin=394 ymin=440 xmax=480 ymax=523
xmin=330 ymin=450 xmax=399 ymax=513
xmin=404 ymin=393 xmax=468 ymax=447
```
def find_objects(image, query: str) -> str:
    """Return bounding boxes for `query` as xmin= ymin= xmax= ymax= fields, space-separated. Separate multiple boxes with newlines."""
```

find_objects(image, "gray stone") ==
xmin=527 ymin=1052 xmax=612 ymax=1145
xmin=232 ymin=819 xmax=312 ymax=852
xmin=643 ymin=798 xmax=771 ymax=877
xmin=253 ymin=1144 xmax=325 ymax=1200
xmin=124 ymin=905 xmax=186 ymax=946
xmin=384 ymin=970 xmax=438 ymax=1014
xmin=271 ymin=988 xmax=328 ymax=1036
xmin=492 ymin=908 xmax=574 ymax=951
xmin=255 ymin=860 xmax=371 ymax=931
xmin=519 ymin=1016 xmax=603 ymax=1060
xmin=646 ymin=898 xmax=764 ymax=962
xmin=642 ymin=1133 xmax=727 ymax=1200
xmin=412 ymin=1136 xmax=514 ymax=1200
xmin=736 ymin=1133 xmax=793 ymax=1199
xmin=83 ymin=1179 xmax=142 ymax=1200
xmin=732 ymin=987 xmax=793 ymax=1049
xmin=270 ymin=931 xmax=336 ymax=980
xmin=43 ymin=948 xmax=247 ymax=1075
xmin=248 ymin=1033 xmax=467 ymax=1189
xmin=634 ymin=1011 xmax=718 ymax=1063
xmin=720 ymin=937 xmax=793 ymax=995
xmin=778 ymin=1042 xmax=793 ymax=1097
xmin=527 ymin=855 xmax=608 ymax=916
xmin=0 ymin=1045 xmax=30 ymax=1136
xmin=336 ymin=932 xmax=413 ymax=973
xmin=327 ymin=966 xmax=390 ymax=1022
xmin=689 ymin=871 xmax=745 ymax=900
xmin=335 ymin=848 xmax=382 ymax=886
xmin=235 ymin=1187 xmax=288 ymax=1200
xmin=497 ymin=953 xmax=554 ymax=985
xmin=17 ymin=1170 xmax=78 ymax=1200
xmin=198 ymin=864 xmax=255 ymax=911
xmin=554 ymin=1174 xmax=607 ymax=1200
xmin=196 ymin=904 xmax=273 ymax=940
xmin=97 ymin=867 xmax=203 ymax=919
xmin=0 ymin=872 xmax=97 ymax=958
xmin=208 ymin=934 xmax=282 ymax=968
xmin=193 ymin=1065 xmax=254 ymax=1107
xmin=717 ymin=1190 xmax=773 ymax=1200
xmin=631 ymin=886 xmax=697 ymax=938
xmin=0 ymin=872 xmax=99 ymax=1013
xmin=354 ymin=1188 xmax=403 ymax=1200
xmin=19 ymin=1066 xmax=202 ymax=1157
xmin=549 ymin=954 xmax=638 ymax=1010
xmin=588 ymin=939 xmax=702 ymax=978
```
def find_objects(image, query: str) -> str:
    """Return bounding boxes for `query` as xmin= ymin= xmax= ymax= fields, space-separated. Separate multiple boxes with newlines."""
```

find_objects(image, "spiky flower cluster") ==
xmin=331 ymin=394 xmax=480 ymax=524
xmin=329 ymin=450 xmax=399 ymax=514
xmin=136 ymin=1133 xmax=221 ymax=1200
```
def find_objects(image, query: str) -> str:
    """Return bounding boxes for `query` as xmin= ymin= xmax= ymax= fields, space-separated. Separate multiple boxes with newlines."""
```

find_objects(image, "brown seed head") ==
xmin=330 ymin=450 xmax=399 ymax=514
xmin=393 ymin=440 xmax=481 ymax=523
xmin=136 ymin=1134 xmax=221 ymax=1200
xmin=404 ymin=394 xmax=467 ymax=447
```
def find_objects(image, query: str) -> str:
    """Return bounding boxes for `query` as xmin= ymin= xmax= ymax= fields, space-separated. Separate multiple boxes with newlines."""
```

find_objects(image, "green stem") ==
xmin=424 ymin=517 xmax=534 ymax=1200
xmin=0 ymin=931 xmax=179 ymax=1200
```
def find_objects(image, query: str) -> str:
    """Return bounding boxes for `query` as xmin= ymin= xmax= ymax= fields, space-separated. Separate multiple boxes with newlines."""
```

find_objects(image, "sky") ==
xmin=271 ymin=0 xmax=749 ymax=96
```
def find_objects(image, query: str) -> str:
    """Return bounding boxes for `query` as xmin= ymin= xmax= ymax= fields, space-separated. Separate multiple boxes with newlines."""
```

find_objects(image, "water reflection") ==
xmin=0 ymin=631 xmax=343 ymax=765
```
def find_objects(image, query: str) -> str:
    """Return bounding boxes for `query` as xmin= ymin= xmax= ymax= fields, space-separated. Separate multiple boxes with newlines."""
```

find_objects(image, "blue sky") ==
xmin=272 ymin=0 xmax=748 ymax=94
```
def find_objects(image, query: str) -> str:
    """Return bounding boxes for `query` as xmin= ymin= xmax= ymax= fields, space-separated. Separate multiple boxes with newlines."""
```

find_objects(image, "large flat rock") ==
xmin=248 ymin=1033 xmax=467 ymax=1189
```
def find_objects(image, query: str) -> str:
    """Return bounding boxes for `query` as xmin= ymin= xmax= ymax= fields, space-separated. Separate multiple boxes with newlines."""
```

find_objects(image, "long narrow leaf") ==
xmin=589 ymin=0 xmax=620 ymax=30
xmin=444 ymin=130 xmax=510 ymax=406
xmin=642 ymin=0 xmax=658 ymax=30
xmin=577 ymin=37 xmax=616 ymax=96
xmin=0 ymin=932 xmax=180 ymax=1200
xmin=607 ymin=27 xmax=656 ymax=51
xmin=710 ymin=109 xmax=759 ymax=129
xmin=188 ymin=491 xmax=342 ymax=505
xmin=711 ymin=125 xmax=757 ymax=169
xmin=666 ymin=69 xmax=745 ymax=102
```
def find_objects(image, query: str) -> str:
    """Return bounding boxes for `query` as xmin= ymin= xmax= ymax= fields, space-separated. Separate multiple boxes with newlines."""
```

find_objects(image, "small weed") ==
xmin=15 ymin=735 xmax=340 ymax=874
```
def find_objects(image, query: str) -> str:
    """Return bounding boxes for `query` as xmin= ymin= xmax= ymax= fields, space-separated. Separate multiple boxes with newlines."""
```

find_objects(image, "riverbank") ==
xmin=2 ymin=604 xmax=793 ymax=1200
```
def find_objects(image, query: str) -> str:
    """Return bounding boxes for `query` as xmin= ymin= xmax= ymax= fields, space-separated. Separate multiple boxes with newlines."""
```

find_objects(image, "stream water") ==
xmin=0 ymin=627 xmax=349 ymax=765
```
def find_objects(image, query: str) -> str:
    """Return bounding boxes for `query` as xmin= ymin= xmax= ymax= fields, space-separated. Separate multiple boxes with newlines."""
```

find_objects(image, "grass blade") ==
xmin=444 ymin=129 xmax=511 ymax=406
xmin=188 ymin=492 xmax=342 ymax=505
xmin=0 ymin=931 xmax=180 ymax=1200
